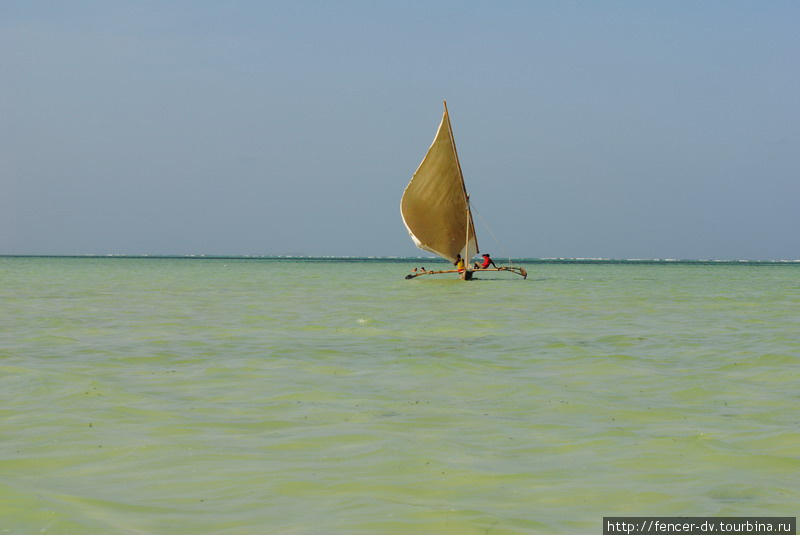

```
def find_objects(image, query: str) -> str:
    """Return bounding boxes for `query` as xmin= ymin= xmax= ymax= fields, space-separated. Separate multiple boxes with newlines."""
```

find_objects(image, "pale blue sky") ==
xmin=2 ymin=1 xmax=798 ymax=259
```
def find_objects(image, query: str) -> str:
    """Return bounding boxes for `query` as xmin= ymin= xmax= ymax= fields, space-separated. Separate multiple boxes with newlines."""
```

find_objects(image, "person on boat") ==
xmin=453 ymin=254 xmax=465 ymax=272
xmin=473 ymin=253 xmax=497 ymax=270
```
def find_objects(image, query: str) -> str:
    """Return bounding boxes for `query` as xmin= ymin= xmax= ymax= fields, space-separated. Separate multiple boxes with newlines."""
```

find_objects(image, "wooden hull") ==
xmin=405 ymin=266 xmax=527 ymax=280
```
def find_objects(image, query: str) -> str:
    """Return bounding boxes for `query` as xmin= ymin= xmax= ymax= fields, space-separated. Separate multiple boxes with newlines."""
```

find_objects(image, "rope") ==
xmin=469 ymin=201 xmax=515 ymax=265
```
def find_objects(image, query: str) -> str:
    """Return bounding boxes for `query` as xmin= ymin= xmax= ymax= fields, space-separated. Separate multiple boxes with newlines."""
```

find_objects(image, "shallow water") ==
xmin=1 ymin=258 xmax=798 ymax=534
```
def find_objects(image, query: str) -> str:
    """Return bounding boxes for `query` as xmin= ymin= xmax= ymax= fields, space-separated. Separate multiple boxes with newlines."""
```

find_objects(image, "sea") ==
xmin=1 ymin=256 xmax=798 ymax=535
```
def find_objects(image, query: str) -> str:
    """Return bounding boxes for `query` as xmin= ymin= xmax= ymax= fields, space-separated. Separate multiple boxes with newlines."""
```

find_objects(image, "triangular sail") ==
xmin=401 ymin=102 xmax=478 ymax=263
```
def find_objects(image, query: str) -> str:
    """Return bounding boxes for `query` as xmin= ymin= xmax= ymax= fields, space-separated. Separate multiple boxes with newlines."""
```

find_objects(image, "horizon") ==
xmin=3 ymin=254 xmax=799 ymax=264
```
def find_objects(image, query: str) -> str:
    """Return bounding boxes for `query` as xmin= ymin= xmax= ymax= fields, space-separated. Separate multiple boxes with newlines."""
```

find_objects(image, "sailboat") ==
xmin=401 ymin=101 xmax=527 ymax=280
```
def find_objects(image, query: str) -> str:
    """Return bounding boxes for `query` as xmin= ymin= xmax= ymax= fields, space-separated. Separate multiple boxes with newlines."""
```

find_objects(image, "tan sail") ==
xmin=401 ymin=101 xmax=478 ymax=263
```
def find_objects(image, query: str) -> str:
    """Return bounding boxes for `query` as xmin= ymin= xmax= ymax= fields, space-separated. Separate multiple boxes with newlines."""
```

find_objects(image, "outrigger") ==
xmin=400 ymin=101 xmax=527 ymax=281
xmin=405 ymin=266 xmax=527 ymax=280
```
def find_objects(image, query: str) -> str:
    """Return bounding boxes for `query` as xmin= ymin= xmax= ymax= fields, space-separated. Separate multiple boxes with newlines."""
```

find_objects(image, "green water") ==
xmin=1 ymin=257 xmax=798 ymax=534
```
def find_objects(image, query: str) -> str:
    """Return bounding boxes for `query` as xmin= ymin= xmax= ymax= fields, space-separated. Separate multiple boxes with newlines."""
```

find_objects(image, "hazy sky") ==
xmin=2 ymin=1 xmax=798 ymax=259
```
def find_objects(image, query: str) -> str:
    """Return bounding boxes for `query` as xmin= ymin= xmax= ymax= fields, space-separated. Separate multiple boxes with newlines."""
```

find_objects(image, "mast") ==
xmin=443 ymin=100 xmax=479 ymax=260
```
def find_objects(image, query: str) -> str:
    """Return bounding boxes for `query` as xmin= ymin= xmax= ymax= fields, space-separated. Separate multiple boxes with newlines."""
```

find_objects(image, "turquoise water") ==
xmin=1 ymin=257 xmax=798 ymax=534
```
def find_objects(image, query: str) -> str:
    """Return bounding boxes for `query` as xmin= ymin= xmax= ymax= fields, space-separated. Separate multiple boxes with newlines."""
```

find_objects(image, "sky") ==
xmin=2 ymin=1 xmax=798 ymax=260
